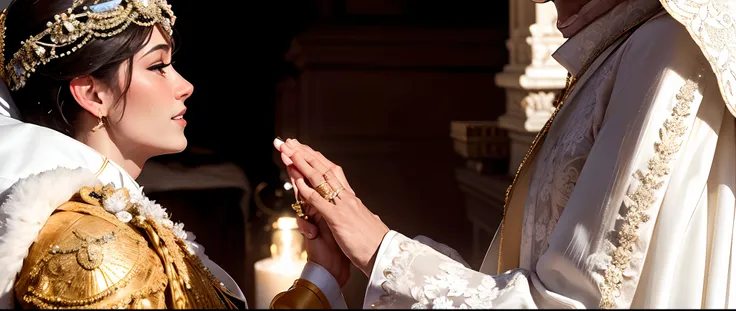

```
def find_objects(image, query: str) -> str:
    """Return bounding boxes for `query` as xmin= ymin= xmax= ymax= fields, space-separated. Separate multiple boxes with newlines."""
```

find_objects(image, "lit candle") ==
xmin=254 ymin=217 xmax=308 ymax=309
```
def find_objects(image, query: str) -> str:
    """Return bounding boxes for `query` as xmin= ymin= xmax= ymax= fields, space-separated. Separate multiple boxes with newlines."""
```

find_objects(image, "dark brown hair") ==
xmin=4 ymin=0 xmax=172 ymax=135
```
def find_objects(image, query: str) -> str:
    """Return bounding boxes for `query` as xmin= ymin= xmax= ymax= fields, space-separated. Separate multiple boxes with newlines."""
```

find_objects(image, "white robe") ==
xmin=362 ymin=0 xmax=736 ymax=308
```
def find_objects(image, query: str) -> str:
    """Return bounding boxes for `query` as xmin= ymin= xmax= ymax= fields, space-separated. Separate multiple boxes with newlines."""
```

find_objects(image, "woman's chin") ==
xmin=156 ymin=137 xmax=188 ymax=155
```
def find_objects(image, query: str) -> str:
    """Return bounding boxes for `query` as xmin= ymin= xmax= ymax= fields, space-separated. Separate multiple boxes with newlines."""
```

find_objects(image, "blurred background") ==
xmin=0 ymin=0 xmax=568 ymax=307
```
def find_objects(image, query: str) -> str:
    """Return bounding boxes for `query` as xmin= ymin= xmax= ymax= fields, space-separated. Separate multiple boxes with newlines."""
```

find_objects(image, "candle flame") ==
xmin=270 ymin=217 xmax=303 ymax=268
xmin=275 ymin=217 xmax=298 ymax=230
xmin=279 ymin=224 xmax=294 ymax=264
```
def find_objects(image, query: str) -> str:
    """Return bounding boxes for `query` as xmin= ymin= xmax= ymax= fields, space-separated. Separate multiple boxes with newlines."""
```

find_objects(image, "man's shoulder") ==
xmin=615 ymin=12 xmax=708 ymax=80
xmin=626 ymin=12 xmax=702 ymax=59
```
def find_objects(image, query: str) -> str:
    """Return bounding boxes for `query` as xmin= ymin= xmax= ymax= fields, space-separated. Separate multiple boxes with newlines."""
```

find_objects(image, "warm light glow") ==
xmin=275 ymin=217 xmax=298 ymax=230
xmin=279 ymin=225 xmax=294 ymax=264
xmin=269 ymin=216 xmax=303 ymax=269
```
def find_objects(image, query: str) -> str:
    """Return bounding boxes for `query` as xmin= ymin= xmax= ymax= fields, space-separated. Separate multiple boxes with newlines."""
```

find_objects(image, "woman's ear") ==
xmin=69 ymin=76 xmax=110 ymax=117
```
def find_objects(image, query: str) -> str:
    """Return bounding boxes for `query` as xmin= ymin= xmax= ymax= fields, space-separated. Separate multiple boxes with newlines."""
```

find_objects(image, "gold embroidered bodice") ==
xmin=13 ymin=186 xmax=242 ymax=309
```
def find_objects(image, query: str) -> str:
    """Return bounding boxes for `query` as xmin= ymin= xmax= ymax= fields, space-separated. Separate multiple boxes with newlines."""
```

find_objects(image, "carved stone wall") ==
xmin=459 ymin=1 xmax=568 ymax=268
xmin=495 ymin=1 xmax=567 ymax=175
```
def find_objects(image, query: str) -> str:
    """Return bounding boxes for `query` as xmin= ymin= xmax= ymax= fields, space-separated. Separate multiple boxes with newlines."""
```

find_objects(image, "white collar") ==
xmin=95 ymin=154 xmax=142 ymax=194
xmin=0 ymin=116 xmax=141 ymax=195
xmin=551 ymin=0 xmax=663 ymax=77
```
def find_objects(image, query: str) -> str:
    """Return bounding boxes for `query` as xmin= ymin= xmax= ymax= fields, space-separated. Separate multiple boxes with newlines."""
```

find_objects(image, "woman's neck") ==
xmin=76 ymin=129 xmax=146 ymax=179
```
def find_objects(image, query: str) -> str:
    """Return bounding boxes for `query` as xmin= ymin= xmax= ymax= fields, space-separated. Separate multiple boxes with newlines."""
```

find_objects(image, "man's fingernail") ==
xmin=306 ymin=231 xmax=314 ymax=238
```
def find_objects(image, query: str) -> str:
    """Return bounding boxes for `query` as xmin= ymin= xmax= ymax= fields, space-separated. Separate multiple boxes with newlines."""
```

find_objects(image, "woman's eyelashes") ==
xmin=148 ymin=60 xmax=175 ymax=75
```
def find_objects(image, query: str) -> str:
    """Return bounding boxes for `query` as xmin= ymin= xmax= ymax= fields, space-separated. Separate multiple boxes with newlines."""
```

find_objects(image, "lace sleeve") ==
xmin=364 ymin=232 xmax=537 ymax=309
xmin=413 ymin=235 xmax=470 ymax=268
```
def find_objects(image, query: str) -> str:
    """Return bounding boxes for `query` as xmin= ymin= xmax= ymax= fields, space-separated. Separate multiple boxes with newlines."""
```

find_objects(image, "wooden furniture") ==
xmin=454 ymin=168 xmax=508 ymax=268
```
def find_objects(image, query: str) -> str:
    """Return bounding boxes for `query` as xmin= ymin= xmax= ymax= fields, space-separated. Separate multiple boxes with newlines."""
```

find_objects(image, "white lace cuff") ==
xmin=363 ymin=230 xmax=399 ymax=308
xmin=363 ymin=231 xmax=538 ymax=309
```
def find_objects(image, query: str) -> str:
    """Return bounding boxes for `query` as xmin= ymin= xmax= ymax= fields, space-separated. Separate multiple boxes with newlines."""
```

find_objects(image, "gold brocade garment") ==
xmin=13 ymin=185 xmax=243 ymax=309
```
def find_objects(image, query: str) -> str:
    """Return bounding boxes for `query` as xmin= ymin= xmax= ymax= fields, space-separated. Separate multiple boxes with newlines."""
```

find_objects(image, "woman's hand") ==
xmin=283 ymin=161 xmax=351 ymax=287
xmin=274 ymin=138 xmax=390 ymax=276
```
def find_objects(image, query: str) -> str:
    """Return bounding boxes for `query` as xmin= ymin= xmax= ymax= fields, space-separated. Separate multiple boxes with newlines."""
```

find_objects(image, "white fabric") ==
xmin=0 ymin=116 xmax=248 ymax=307
xmin=364 ymin=230 xmax=398 ymax=308
xmin=366 ymin=231 xmax=538 ymax=309
xmin=0 ymin=167 xmax=99 ymax=309
xmin=363 ymin=0 xmax=736 ymax=308
xmin=300 ymin=261 xmax=348 ymax=309
xmin=0 ymin=81 xmax=18 ymax=119
xmin=660 ymin=0 xmax=736 ymax=119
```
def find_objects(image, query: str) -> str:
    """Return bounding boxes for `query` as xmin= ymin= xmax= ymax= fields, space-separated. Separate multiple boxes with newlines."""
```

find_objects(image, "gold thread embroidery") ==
xmin=598 ymin=79 xmax=699 ymax=308
xmin=497 ymin=9 xmax=664 ymax=269
xmin=660 ymin=0 xmax=736 ymax=118
xmin=94 ymin=157 xmax=110 ymax=177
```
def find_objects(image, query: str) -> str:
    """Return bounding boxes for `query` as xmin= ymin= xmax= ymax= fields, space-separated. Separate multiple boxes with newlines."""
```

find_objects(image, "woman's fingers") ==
xmin=280 ymin=142 xmax=320 ymax=184
xmin=293 ymin=141 xmax=355 ymax=195
xmin=294 ymin=177 xmax=336 ymax=221
xmin=287 ymin=166 xmax=319 ymax=217
xmin=274 ymin=138 xmax=295 ymax=165
xmin=280 ymin=151 xmax=294 ymax=167
xmin=283 ymin=142 xmax=344 ymax=198
xmin=277 ymin=137 xmax=346 ymax=201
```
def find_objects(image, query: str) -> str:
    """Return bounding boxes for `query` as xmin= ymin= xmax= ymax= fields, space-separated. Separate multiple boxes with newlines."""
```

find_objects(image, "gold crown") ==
xmin=0 ymin=0 xmax=175 ymax=91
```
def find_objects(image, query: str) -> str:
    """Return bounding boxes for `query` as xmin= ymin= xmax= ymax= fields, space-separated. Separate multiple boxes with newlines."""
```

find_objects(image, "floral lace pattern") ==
xmin=374 ymin=236 xmax=529 ymax=309
xmin=661 ymin=0 xmax=736 ymax=117
xmin=520 ymin=58 xmax=617 ymax=270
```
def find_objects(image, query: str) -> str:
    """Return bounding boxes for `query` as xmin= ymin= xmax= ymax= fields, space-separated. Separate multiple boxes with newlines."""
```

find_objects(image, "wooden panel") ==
xmin=275 ymin=23 xmax=510 ymax=308
xmin=304 ymin=70 xmax=503 ymax=139
xmin=279 ymin=25 xmax=509 ymax=155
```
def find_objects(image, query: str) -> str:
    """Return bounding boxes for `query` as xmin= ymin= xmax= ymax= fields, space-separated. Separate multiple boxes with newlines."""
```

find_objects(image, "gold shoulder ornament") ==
xmin=15 ymin=183 xmax=243 ymax=309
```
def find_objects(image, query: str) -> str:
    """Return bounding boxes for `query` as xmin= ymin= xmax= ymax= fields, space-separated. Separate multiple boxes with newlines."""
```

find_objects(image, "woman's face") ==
xmin=105 ymin=26 xmax=194 ymax=157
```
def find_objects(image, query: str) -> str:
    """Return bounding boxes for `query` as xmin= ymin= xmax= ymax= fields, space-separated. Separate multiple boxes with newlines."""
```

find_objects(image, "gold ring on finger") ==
xmin=328 ymin=187 xmax=345 ymax=202
xmin=314 ymin=181 xmax=334 ymax=200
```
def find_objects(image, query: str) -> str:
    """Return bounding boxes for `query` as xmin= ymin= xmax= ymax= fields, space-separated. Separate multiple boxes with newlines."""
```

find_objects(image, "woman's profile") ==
xmin=0 ymin=0 xmax=348 ymax=309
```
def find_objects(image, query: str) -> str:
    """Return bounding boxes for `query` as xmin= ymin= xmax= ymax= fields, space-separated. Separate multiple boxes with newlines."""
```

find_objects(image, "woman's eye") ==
xmin=148 ymin=61 xmax=175 ymax=75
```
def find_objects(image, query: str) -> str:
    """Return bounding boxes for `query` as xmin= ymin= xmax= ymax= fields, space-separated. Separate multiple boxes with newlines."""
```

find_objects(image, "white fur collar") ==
xmin=0 ymin=167 xmax=97 ymax=308
xmin=0 ymin=166 xmax=246 ymax=306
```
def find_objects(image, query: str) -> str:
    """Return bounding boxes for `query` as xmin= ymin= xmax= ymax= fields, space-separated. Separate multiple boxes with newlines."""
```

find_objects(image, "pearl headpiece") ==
xmin=0 ymin=0 xmax=175 ymax=91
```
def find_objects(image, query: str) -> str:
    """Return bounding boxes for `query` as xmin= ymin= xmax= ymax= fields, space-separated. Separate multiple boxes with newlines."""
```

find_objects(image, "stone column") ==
xmin=495 ymin=1 xmax=567 ymax=175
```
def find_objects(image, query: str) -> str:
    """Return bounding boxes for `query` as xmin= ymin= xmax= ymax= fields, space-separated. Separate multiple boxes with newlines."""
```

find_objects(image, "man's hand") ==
xmin=297 ymin=214 xmax=351 ymax=287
